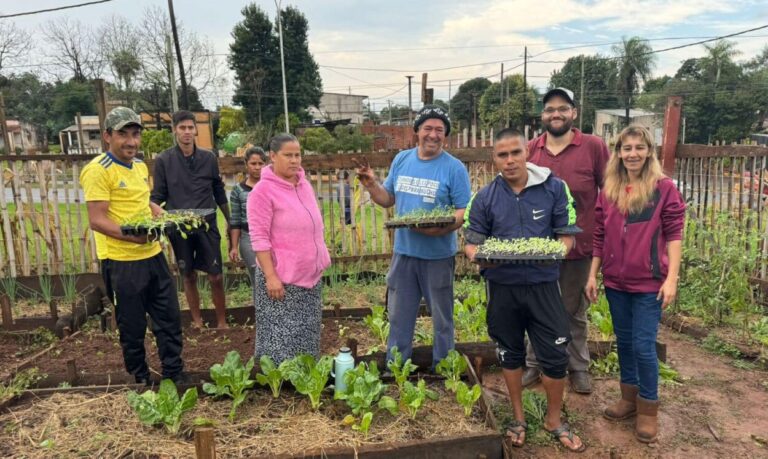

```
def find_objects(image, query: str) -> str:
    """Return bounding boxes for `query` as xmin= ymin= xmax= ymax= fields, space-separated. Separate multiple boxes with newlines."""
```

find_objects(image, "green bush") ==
xmin=141 ymin=129 xmax=174 ymax=156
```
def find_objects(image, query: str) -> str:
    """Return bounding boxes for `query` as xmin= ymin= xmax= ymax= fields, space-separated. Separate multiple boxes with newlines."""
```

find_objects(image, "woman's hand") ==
xmin=228 ymin=247 xmax=240 ymax=263
xmin=584 ymin=276 xmax=599 ymax=303
xmin=265 ymin=274 xmax=285 ymax=301
xmin=657 ymin=278 xmax=678 ymax=308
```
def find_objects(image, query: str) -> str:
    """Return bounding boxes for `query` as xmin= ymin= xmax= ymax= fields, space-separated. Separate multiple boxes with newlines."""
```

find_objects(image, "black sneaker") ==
xmin=135 ymin=375 xmax=159 ymax=387
xmin=168 ymin=372 xmax=191 ymax=386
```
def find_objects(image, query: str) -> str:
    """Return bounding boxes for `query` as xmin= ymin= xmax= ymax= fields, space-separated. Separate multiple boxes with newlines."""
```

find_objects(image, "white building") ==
xmin=594 ymin=109 xmax=662 ymax=144
xmin=309 ymin=92 xmax=368 ymax=125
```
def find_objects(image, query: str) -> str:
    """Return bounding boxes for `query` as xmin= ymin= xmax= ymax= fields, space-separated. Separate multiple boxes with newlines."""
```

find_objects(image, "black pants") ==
xmin=486 ymin=280 xmax=570 ymax=379
xmin=102 ymin=253 xmax=183 ymax=380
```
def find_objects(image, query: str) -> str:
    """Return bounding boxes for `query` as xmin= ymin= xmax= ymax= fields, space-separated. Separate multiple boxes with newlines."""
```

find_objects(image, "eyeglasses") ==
xmin=542 ymin=106 xmax=573 ymax=115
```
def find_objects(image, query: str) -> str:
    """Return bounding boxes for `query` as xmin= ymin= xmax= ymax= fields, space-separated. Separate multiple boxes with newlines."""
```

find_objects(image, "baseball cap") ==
xmin=105 ymin=107 xmax=142 ymax=131
xmin=413 ymin=105 xmax=451 ymax=135
xmin=543 ymin=87 xmax=576 ymax=106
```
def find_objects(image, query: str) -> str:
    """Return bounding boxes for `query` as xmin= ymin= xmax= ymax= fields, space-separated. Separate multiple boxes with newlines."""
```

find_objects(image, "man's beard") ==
xmin=544 ymin=118 xmax=573 ymax=137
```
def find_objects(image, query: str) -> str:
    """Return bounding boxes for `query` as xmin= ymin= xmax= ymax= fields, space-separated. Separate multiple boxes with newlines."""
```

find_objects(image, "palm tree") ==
xmin=701 ymin=40 xmax=740 ymax=87
xmin=613 ymin=37 xmax=656 ymax=126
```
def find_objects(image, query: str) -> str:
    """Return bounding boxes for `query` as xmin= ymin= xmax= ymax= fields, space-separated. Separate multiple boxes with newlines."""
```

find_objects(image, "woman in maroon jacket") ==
xmin=585 ymin=126 xmax=685 ymax=444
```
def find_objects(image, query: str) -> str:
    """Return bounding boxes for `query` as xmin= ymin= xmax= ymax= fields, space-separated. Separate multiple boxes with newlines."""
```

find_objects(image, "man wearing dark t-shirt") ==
xmin=151 ymin=110 xmax=230 ymax=329
xmin=523 ymin=88 xmax=610 ymax=394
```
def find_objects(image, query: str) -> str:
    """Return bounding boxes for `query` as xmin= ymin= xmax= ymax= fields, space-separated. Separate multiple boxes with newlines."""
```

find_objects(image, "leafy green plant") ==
xmin=0 ymin=368 xmax=45 ymax=402
xmin=387 ymin=346 xmax=418 ymax=393
xmin=363 ymin=305 xmax=390 ymax=349
xmin=453 ymin=291 xmax=489 ymax=343
xmin=588 ymin=294 xmax=614 ymax=340
xmin=61 ymin=272 xmax=78 ymax=305
xmin=203 ymin=351 xmax=256 ymax=421
xmin=476 ymin=237 xmax=567 ymax=257
xmin=122 ymin=210 xmax=209 ymax=242
xmin=749 ymin=317 xmax=768 ymax=346
xmin=590 ymin=351 xmax=620 ymax=375
xmin=127 ymin=379 xmax=198 ymax=434
xmin=400 ymin=379 xmax=439 ymax=419
xmin=659 ymin=361 xmax=682 ymax=386
xmin=435 ymin=350 xmax=468 ymax=392
xmin=255 ymin=355 xmax=284 ymax=398
xmin=280 ymin=354 xmax=333 ymax=410
xmin=522 ymin=389 xmax=548 ymax=435
xmin=38 ymin=274 xmax=54 ymax=304
xmin=388 ymin=206 xmax=456 ymax=225
xmin=0 ymin=275 xmax=19 ymax=306
xmin=701 ymin=334 xmax=742 ymax=359
xmin=335 ymin=361 xmax=397 ymax=437
xmin=455 ymin=381 xmax=482 ymax=417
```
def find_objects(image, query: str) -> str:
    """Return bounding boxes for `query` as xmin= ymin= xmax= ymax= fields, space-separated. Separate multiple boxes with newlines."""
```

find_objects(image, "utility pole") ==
xmin=275 ymin=0 xmax=290 ymax=131
xmin=448 ymin=80 xmax=452 ymax=119
xmin=522 ymin=46 xmax=528 ymax=131
xmin=406 ymin=75 xmax=414 ymax=123
xmin=500 ymin=63 xmax=505 ymax=129
xmin=579 ymin=55 xmax=585 ymax=131
xmin=94 ymin=79 xmax=109 ymax=152
xmin=387 ymin=100 xmax=392 ymax=124
xmin=167 ymin=0 xmax=189 ymax=110
xmin=165 ymin=34 xmax=179 ymax=112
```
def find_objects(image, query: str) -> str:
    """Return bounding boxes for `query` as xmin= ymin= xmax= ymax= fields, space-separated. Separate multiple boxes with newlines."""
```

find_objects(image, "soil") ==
xmin=0 ymin=331 xmax=57 ymax=379
xmin=482 ymin=326 xmax=768 ymax=458
xmin=17 ymin=319 xmax=378 ymax=385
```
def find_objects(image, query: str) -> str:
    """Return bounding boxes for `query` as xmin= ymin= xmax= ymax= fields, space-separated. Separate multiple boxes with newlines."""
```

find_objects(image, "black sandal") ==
xmin=547 ymin=422 xmax=586 ymax=453
xmin=505 ymin=420 xmax=527 ymax=448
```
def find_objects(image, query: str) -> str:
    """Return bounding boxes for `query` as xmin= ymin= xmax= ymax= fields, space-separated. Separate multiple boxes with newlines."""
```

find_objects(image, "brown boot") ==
xmin=635 ymin=396 xmax=659 ymax=443
xmin=603 ymin=383 xmax=638 ymax=420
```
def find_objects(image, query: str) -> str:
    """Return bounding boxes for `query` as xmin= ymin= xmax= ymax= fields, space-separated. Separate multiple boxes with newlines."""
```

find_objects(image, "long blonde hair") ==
xmin=603 ymin=125 xmax=664 ymax=214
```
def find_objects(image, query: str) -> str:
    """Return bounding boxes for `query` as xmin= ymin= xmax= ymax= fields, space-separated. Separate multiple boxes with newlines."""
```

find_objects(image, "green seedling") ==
xmin=387 ymin=346 xmax=418 ymax=393
xmin=203 ymin=350 xmax=256 ymax=421
xmin=436 ymin=350 xmax=468 ymax=392
xmin=255 ymin=355 xmax=285 ymax=398
xmin=476 ymin=237 xmax=567 ymax=257
xmin=455 ymin=381 xmax=482 ymax=417
xmin=363 ymin=305 xmax=390 ymax=349
xmin=127 ymin=379 xmax=198 ymax=435
xmin=400 ymin=379 xmax=439 ymax=419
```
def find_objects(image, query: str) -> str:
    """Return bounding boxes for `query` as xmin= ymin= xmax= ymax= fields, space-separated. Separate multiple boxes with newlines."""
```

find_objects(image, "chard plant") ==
xmin=387 ymin=346 xmax=418 ymax=394
xmin=453 ymin=291 xmax=488 ymax=343
xmin=363 ymin=305 xmax=390 ymax=350
xmin=476 ymin=237 xmax=567 ymax=257
xmin=203 ymin=350 xmax=256 ymax=421
xmin=589 ymin=351 xmax=620 ymax=375
xmin=400 ymin=379 xmax=438 ymax=419
xmin=127 ymin=379 xmax=198 ymax=435
xmin=335 ymin=361 xmax=397 ymax=437
xmin=255 ymin=355 xmax=284 ymax=398
xmin=280 ymin=354 xmax=333 ymax=410
xmin=588 ymin=294 xmax=614 ymax=340
xmin=455 ymin=381 xmax=482 ymax=417
xmin=435 ymin=350 xmax=468 ymax=392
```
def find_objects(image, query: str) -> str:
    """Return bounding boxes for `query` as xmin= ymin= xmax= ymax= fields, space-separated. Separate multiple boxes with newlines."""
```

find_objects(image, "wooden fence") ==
xmin=0 ymin=150 xmax=494 ymax=277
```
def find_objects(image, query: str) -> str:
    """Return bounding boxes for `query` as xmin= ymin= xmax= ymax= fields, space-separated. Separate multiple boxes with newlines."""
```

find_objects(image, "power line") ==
xmin=0 ymin=0 xmax=115 ymax=19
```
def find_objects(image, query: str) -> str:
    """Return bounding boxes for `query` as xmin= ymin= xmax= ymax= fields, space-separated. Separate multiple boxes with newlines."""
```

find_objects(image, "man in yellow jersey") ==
xmin=80 ymin=107 xmax=184 ymax=385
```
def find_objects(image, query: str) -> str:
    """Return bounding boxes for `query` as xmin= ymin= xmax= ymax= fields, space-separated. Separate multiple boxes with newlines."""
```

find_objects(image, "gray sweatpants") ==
xmin=526 ymin=258 xmax=592 ymax=372
xmin=239 ymin=229 xmax=257 ymax=286
xmin=386 ymin=254 xmax=455 ymax=368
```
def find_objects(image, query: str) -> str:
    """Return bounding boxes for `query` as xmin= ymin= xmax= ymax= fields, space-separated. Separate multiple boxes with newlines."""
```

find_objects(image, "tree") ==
xmin=433 ymin=99 xmax=449 ymax=112
xmin=41 ymin=17 xmax=102 ymax=82
xmin=700 ymin=40 xmax=740 ymax=88
xmin=0 ymin=21 xmax=32 ymax=73
xmin=229 ymin=4 xmax=279 ymax=125
xmin=229 ymin=4 xmax=322 ymax=126
xmin=449 ymin=77 xmax=491 ymax=129
xmin=613 ymin=37 xmax=656 ymax=126
xmin=478 ymin=74 xmax=536 ymax=130
xmin=138 ymin=6 xmax=221 ymax=108
xmin=379 ymin=103 xmax=410 ymax=123
xmin=98 ymin=15 xmax=142 ymax=102
xmin=217 ymin=106 xmax=246 ymax=138
xmin=0 ymin=73 xmax=54 ymax=141
xmin=549 ymin=54 xmax=620 ymax=131
xmin=300 ymin=127 xmax=335 ymax=153
xmin=50 ymin=79 xmax=97 ymax=134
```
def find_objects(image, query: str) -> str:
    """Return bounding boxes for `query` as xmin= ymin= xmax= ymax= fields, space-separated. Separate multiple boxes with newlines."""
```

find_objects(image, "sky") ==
xmin=5 ymin=0 xmax=768 ymax=112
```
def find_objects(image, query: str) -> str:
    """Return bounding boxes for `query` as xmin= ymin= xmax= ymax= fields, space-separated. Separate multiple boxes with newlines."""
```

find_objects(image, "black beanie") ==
xmin=413 ymin=105 xmax=451 ymax=136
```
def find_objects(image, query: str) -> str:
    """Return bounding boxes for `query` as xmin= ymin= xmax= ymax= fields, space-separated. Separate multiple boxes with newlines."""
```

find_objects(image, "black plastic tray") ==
xmin=473 ymin=252 xmax=564 ymax=265
xmin=554 ymin=225 xmax=583 ymax=235
xmin=385 ymin=217 xmax=456 ymax=229
xmin=120 ymin=208 xmax=215 ymax=236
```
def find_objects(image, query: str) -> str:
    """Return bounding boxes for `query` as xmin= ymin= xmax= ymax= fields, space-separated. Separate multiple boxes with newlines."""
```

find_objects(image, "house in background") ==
xmin=58 ymin=115 xmax=102 ymax=154
xmin=308 ymin=92 xmax=368 ymax=125
xmin=1 ymin=120 xmax=45 ymax=153
xmin=594 ymin=108 xmax=662 ymax=144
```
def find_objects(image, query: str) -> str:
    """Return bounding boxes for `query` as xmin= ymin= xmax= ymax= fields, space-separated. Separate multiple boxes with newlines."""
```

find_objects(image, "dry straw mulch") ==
xmin=0 ymin=384 xmax=493 ymax=458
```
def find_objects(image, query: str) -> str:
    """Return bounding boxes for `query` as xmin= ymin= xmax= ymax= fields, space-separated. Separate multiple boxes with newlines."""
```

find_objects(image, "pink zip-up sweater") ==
xmin=247 ymin=165 xmax=331 ymax=288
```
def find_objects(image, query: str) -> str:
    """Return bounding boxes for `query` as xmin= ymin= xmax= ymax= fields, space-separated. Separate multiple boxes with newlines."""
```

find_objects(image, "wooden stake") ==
xmin=194 ymin=427 xmax=217 ymax=459
xmin=1 ymin=294 xmax=13 ymax=329
xmin=66 ymin=359 xmax=78 ymax=385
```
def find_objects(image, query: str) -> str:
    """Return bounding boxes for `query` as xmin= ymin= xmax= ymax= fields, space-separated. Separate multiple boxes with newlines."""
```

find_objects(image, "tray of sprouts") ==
xmin=473 ymin=237 xmax=567 ymax=264
xmin=120 ymin=209 xmax=214 ymax=240
xmin=384 ymin=206 xmax=456 ymax=229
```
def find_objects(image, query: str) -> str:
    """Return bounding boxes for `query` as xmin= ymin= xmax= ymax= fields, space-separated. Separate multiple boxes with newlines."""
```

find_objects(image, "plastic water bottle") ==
xmin=332 ymin=346 xmax=355 ymax=395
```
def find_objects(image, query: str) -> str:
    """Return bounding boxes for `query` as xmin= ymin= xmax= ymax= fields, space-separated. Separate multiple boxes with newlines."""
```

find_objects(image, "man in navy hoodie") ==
xmin=464 ymin=128 xmax=585 ymax=452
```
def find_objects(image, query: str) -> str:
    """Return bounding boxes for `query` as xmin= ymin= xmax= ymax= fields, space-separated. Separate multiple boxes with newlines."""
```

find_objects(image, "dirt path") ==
xmin=483 ymin=326 xmax=768 ymax=458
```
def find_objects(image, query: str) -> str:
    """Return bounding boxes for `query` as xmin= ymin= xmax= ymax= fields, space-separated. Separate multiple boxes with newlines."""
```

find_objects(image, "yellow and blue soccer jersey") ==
xmin=79 ymin=152 xmax=162 ymax=261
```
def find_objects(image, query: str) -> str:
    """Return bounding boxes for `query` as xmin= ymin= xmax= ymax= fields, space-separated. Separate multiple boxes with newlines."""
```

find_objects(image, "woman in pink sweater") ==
xmin=247 ymin=133 xmax=331 ymax=364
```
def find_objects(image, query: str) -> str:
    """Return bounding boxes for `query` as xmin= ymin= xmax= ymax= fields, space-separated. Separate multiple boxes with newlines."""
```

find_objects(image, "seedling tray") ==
xmin=120 ymin=208 xmax=215 ymax=236
xmin=554 ymin=225 xmax=583 ymax=235
xmin=385 ymin=216 xmax=456 ymax=229
xmin=473 ymin=252 xmax=564 ymax=265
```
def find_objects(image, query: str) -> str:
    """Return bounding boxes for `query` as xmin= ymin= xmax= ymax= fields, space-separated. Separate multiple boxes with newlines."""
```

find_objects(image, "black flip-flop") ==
xmin=547 ymin=422 xmax=587 ymax=453
xmin=505 ymin=420 xmax=527 ymax=448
